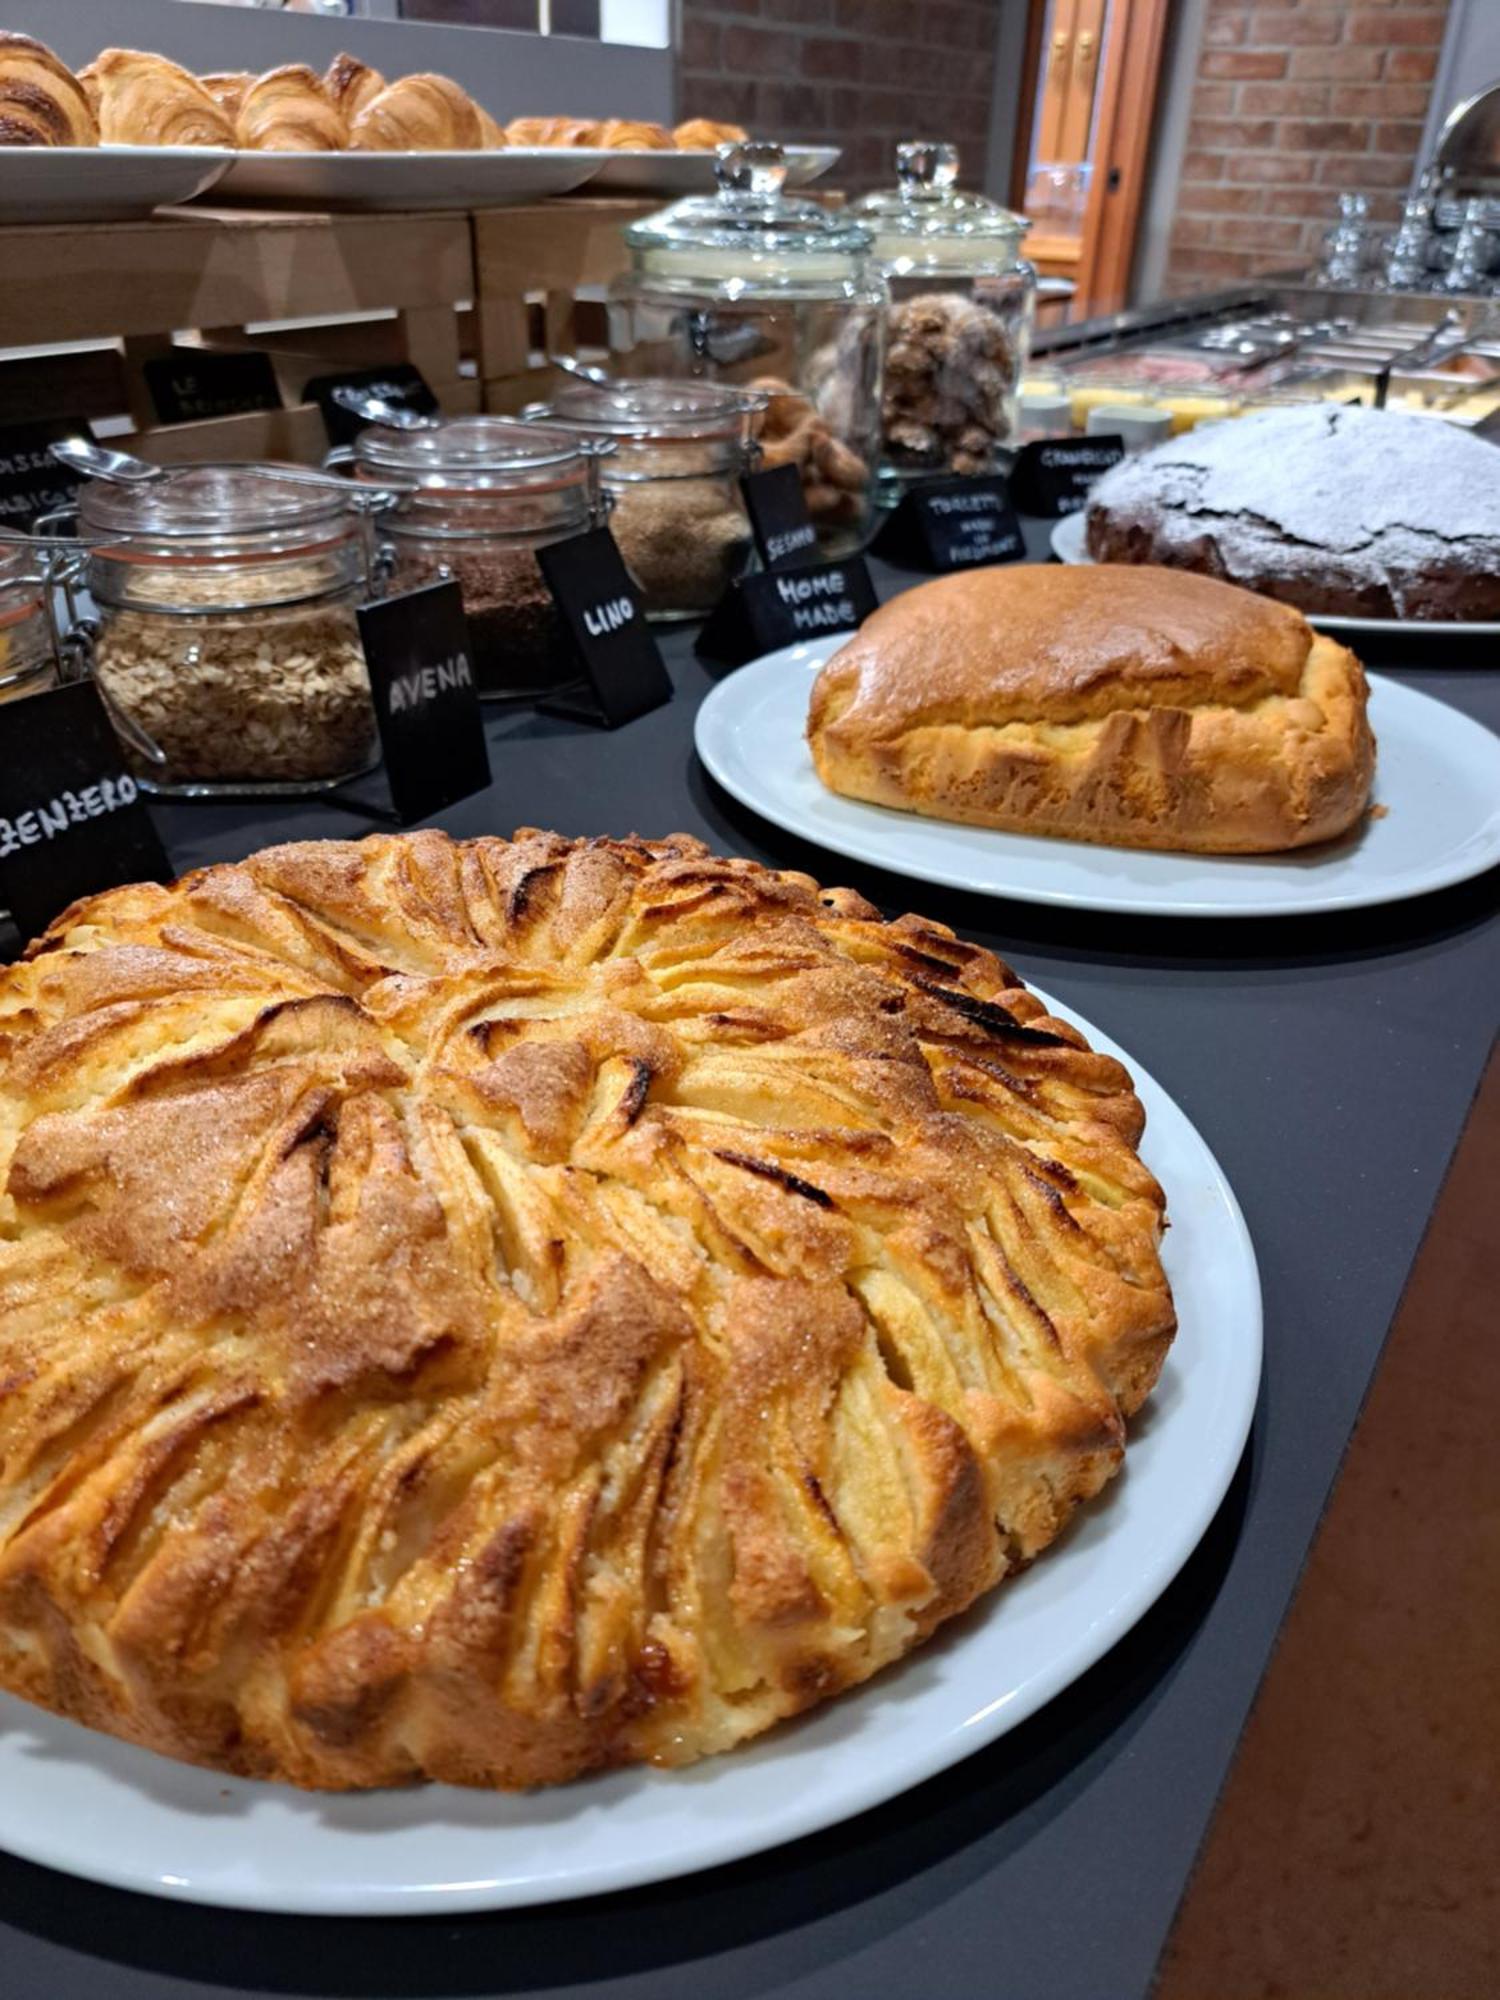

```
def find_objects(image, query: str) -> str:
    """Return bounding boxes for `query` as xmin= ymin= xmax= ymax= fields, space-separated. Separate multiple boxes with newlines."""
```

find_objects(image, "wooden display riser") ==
xmin=0 ymin=204 xmax=475 ymax=456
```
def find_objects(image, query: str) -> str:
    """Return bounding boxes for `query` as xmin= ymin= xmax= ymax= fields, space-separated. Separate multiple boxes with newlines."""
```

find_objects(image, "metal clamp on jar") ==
xmin=338 ymin=416 xmax=612 ymax=698
xmin=853 ymin=141 xmax=1037 ymax=499
xmin=609 ymin=142 xmax=887 ymax=558
xmin=523 ymin=379 xmax=762 ymax=620
xmin=58 ymin=465 xmax=382 ymax=798
xmin=0 ymin=531 xmax=68 ymax=707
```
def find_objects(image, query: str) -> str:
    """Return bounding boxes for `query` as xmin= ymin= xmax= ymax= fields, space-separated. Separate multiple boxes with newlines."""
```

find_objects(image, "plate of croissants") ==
xmin=0 ymin=33 xmax=839 ymax=218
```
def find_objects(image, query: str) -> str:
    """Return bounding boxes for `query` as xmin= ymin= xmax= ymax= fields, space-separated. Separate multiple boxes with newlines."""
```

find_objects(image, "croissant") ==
xmin=0 ymin=32 xmax=97 ymax=146
xmin=505 ymin=115 xmax=596 ymax=147
xmin=347 ymin=72 xmax=485 ymax=152
xmin=477 ymin=104 xmax=506 ymax=149
xmin=235 ymin=65 xmax=346 ymax=153
xmin=199 ymin=71 xmax=252 ymax=120
xmin=589 ymin=118 xmax=673 ymax=150
xmin=322 ymin=52 xmax=384 ymax=125
xmin=81 ymin=49 xmax=234 ymax=147
xmin=673 ymin=118 xmax=747 ymax=149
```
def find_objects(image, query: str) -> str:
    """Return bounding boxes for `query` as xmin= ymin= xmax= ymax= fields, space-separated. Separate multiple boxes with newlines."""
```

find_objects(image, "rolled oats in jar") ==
xmin=80 ymin=467 xmax=377 ymax=796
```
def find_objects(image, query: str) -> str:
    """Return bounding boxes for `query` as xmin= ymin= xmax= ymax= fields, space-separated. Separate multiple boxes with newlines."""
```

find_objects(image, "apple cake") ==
xmin=0 ymin=830 xmax=1174 ymax=1790
xmin=807 ymin=563 xmax=1375 ymax=853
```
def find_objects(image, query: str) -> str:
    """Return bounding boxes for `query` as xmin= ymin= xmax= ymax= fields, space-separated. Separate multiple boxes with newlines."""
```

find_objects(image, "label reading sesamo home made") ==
xmin=356 ymin=580 xmax=491 ymax=823
xmin=874 ymin=474 xmax=1026 ymax=572
xmin=0 ymin=680 xmax=170 ymax=940
xmin=535 ymin=527 xmax=672 ymax=728
xmin=697 ymin=554 xmax=879 ymax=667
xmin=1009 ymin=436 xmax=1126 ymax=517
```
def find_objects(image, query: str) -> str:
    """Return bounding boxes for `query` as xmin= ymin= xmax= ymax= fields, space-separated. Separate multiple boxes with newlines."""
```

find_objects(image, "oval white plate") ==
xmin=0 ymin=145 xmax=231 ymax=224
xmin=1050 ymin=511 xmax=1500 ymax=641
xmin=0 ymin=995 xmax=1260 ymax=1915
xmin=208 ymin=147 xmax=598 ymax=211
xmin=695 ymin=638 xmax=1500 ymax=918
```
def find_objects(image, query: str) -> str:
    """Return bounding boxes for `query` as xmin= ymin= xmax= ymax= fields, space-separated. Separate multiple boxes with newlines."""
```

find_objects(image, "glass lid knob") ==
xmin=715 ymin=140 xmax=788 ymax=198
xmin=896 ymin=140 xmax=960 ymax=196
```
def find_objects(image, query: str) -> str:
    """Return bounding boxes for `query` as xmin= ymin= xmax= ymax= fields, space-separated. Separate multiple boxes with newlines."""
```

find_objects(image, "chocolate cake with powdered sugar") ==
xmin=1085 ymin=404 xmax=1500 ymax=621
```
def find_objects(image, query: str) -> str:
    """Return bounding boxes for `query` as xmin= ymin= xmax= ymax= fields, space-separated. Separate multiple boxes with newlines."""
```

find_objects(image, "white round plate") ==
xmin=577 ymin=144 xmax=840 ymax=193
xmin=0 ymin=997 xmax=1260 ymax=1915
xmin=1049 ymin=511 xmax=1500 ymax=641
xmin=207 ymin=147 xmax=598 ymax=211
xmin=695 ymin=637 xmax=1500 ymax=918
xmin=0 ymin=145 xmax=231 ymax=223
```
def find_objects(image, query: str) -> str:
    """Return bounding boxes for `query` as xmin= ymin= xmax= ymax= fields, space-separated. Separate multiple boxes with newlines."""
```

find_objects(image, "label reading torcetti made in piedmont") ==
xmin=0 ymin=679 xmax=171 ymax=940
xmin=697 ymin=554 xmax=879 ymax=667
xmin=535 ymin=526 xmax=672 ymax=728
xmin=356 ymin=580 xmax=491 ymax=824
xmin=874 ymin=474 xmax=1026 ymax=572
xmin=741 ymin=463 xmax=820 ymax=571
xmin=1009 ymin=436 xmax=1126 ymax=518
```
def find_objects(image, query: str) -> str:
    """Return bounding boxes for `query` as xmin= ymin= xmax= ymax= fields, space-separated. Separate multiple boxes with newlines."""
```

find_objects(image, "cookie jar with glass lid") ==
xmin=608 ymin=142 xmax=887 ymax=557
xmin=523 ymin=379 xmax=761 ymax=618
xmin=78 ymin=466 xmax=378 ymax=797
xmin=852 ymin=141 xmax=1037 ymax=497
xmin=346 ymin=416 xmax=609 ymax=697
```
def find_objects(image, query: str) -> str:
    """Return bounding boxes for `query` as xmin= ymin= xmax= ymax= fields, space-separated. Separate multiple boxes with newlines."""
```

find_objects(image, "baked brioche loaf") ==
xmin=1085 ymin=404 xmax=1500 ymax=621
xmin=0 ymin=830 xmax=1172 ymax=1791
xmin=807 ymin=564 xmax=1375 ymax=853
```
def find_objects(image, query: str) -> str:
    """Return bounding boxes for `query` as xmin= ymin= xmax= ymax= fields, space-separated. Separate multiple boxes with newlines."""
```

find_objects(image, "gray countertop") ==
xmin=2 ymin=534 xmax=1497 ymax=2000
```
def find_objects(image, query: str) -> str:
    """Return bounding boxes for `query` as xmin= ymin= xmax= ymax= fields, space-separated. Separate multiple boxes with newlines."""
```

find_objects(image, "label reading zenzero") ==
xmin=697 ymin=554 xmax=879 ymax=667
xmin=535 ymin=526 xmax=672 ymax=728
xmin=741 ymin=463 xmax=820 ymax=570
xmin=874 ymin=474 xmax=1026 ymax=572
xmin=356 ymin=580 xmax=491 ymax=824
xmin=0 ymin=679 xmax=171 ymax=941
xmin=1010 ymin=436 xmax=1126 ymax=517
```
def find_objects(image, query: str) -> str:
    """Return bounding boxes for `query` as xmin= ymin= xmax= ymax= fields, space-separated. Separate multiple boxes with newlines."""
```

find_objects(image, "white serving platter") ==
xmin=0 ymin=991 xmax=1259 ymax=1915
xmin=1049 ymin=511 xmax=1500 ymax=642
xmin=0 ymin=145 xmax=232 ymax=223
xmin=207 ymin=146 xmax=598 ymax=211
xmin=694 ymin=636 xmax=1500 ymax=919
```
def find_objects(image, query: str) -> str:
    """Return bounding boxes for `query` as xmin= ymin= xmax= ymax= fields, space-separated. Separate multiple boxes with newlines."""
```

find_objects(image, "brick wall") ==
xmin=676 ymin=0 xmax=1002 ymax=193
xmin=1165 ymin=0 xmax=1450 ymax=292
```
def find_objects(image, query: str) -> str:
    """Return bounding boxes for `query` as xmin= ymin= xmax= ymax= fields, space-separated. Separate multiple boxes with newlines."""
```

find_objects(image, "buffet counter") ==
xmin=2 ymin=523 xmax=1495 ymax=1999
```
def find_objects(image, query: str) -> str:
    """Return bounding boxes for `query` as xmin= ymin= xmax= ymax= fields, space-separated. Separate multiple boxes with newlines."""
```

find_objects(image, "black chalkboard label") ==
xmin=356 ymin=581 xmax=491 ymax=825
xmin=874 ymin=474 xmax=1026 ymax=572
xmin=0 ymin=416 xmax=95 ymax=531
xmin=308 ymin=363 xmax=440 ymax=448
xmin=535 ymin=526 xmax=672 ymax=728
xmin=1010 ymin=436 xmax=1125 ymax=517
xmin=697 ymin=554 xmax=878 ymax=667
xmin=143 ymin=349 xmax=281 ymax=427
xmin=0 ymin=680 xmax=170 ymax=942
xmin=740 ymin=463 xmax=820 ymax=571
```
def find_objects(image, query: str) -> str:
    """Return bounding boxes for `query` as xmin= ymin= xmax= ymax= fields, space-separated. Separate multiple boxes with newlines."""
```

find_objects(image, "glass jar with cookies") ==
xmin=852 ymin=141 xmax=1037 ymax=500
xmin=608 ymin=141 xmax=887 ymax=559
